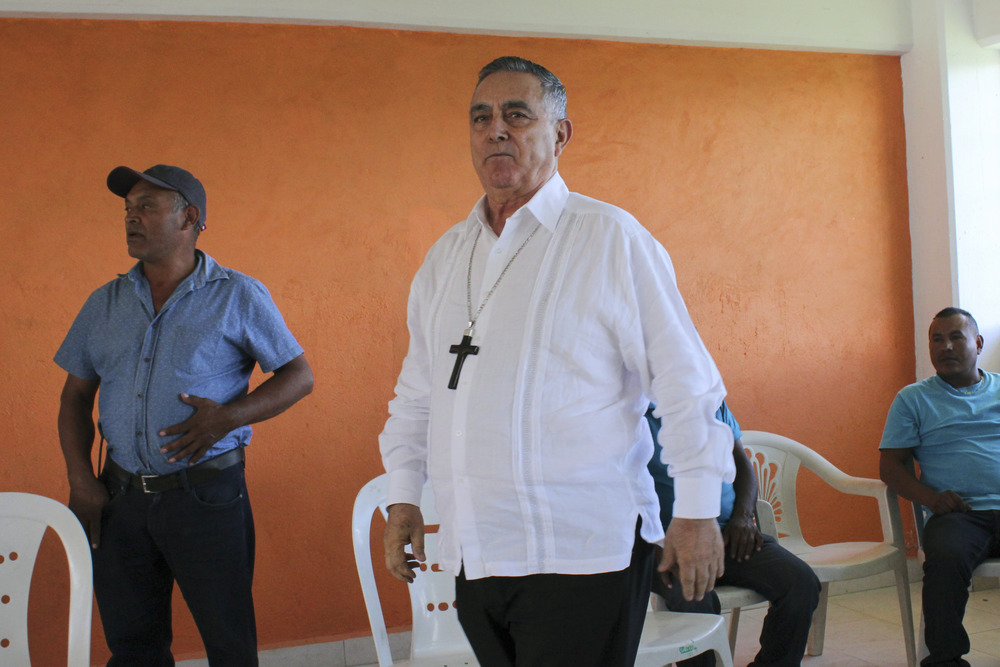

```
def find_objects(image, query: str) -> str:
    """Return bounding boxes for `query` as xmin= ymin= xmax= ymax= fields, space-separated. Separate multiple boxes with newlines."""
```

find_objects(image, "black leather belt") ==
xmin=104 ymin=448 xmax=245 ymax=494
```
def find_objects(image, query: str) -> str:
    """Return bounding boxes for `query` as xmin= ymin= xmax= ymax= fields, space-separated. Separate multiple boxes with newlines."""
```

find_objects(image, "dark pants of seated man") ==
xmin=921 ymin=510 xmax=1000 ymax=667
xmin=455 ymin=518 xmax=655 ymax=667
xmin=651 ymin=534 xmax=820 ymax=667
xmin=94 ymin=463 xmax=258 ymax=666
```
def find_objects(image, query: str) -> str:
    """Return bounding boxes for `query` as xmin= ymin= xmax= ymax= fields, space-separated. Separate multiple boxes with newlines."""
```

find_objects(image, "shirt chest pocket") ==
xmin=168 ymin=325 xmax=226 ymax=375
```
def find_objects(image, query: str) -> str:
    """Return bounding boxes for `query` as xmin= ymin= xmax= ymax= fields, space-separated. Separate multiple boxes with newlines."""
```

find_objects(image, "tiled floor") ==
xmin=178 ymin=582 xmax=1000 ymax=666
xmin=730 ymin=582 xmax=1000 ymax=667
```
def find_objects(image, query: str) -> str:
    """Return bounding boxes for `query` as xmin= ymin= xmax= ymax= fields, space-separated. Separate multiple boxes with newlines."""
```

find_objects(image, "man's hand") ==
xmin=159 ymin=394 xmax=234 ymax=465
xmin=658 ymin=517 xmax=724 ymax=601
xmin=722 ymin=515 xmax=763 ymax=562
xmin=927 ymin=490 xmax=972 ymax=515
xmin=68 ymin=476 xmax=109 ymax=549
xmin=384 ymin=503 xmax=426 ymax=583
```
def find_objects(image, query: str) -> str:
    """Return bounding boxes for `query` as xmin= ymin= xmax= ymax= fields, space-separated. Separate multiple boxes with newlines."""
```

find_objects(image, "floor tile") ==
xmin=175 ymin=577 xmax=1000 ymax=666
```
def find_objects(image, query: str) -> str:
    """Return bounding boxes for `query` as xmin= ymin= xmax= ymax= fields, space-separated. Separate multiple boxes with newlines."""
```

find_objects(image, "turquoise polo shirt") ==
xmin=880 ymin=371 xmax=1000 ymax=511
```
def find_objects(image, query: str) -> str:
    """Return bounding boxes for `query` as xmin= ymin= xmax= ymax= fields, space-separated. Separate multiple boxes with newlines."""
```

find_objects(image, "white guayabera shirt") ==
xmin=380 ymin=173 xmax=735 ymax=580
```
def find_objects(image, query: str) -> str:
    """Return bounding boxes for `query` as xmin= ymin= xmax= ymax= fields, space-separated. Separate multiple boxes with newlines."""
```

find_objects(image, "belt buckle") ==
xmin=140 ymin=475 xmax=158 ymax=494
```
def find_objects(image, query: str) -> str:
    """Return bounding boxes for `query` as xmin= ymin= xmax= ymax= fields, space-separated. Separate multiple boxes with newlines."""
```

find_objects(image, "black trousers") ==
xmin=455 ymin=519 xmax=655 ymax=667
xmin=921 ymin=510 xmax=1000 ymax=666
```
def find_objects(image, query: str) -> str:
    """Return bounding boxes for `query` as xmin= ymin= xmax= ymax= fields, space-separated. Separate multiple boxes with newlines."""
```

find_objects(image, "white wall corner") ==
xmin=973 ymin=0 xmax=1000 ymax=47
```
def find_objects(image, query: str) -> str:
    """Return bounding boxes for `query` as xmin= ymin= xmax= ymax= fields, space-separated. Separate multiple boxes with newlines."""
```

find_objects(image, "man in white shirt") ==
xmin=379 ymin=56 xmax=735 ymax=666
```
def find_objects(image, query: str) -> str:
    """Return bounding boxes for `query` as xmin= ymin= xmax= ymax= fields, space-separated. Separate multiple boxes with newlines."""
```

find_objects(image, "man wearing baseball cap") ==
xmin=55 ymin=164 xmax=314 ymax=664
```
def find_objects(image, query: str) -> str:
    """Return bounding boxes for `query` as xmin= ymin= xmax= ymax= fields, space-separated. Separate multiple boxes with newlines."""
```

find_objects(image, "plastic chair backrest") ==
xmin=352 ymin=475 xmax=475 ymax=666
xmin=0 ymin=492 xmax=93 ymax=667
xmin=742 ymin=430 xmax=902 ymax=553
xmin=755 ymin=498 xmax=778 ymax=540
xmin=741 ymin=432 xmax=808 ymax=551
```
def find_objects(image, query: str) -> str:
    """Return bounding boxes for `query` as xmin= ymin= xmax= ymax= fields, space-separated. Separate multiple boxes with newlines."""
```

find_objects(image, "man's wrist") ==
xmin=66 ymin=462 xmax=97 ymax=487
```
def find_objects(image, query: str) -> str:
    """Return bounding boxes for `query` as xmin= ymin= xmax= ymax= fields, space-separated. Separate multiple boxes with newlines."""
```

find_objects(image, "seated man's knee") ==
xmin=774 ymin=557 xmax=821 ymax=612
xmin=793 ymin=560 xmax=821 ymax=607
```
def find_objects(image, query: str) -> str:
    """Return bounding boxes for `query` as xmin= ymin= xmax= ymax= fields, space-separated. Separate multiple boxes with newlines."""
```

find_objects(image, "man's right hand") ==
xmin=927 ymin=490 xmax=971 ymax=515
xmin=658 ymin=517 xmax=725 ymax=601
xmin=68 ymin=476 xmax=108 ymax=549
xmin=384 ymin=503 xmax=426 ymax=583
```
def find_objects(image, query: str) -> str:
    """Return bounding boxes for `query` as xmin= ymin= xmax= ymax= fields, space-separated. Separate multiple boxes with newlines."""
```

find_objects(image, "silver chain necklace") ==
xmin=465 ymin=223 xmax=541 ymax=338
xmin=446 ymin=222 xmax=540 ymax=389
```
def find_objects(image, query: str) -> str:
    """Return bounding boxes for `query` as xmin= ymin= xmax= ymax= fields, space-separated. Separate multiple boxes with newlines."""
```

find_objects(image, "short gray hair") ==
xmin=477 ymin=56 xmax=567 ymax=119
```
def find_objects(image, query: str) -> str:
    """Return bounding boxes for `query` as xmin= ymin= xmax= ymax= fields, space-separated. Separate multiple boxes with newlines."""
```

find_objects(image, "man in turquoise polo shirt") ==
xmin=880 ymin=307 xmax=1000 ymax=666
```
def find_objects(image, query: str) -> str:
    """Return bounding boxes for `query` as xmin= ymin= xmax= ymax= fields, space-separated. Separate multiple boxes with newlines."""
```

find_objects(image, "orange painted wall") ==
xmin=0 ymin=17 xmax=913 ymax=662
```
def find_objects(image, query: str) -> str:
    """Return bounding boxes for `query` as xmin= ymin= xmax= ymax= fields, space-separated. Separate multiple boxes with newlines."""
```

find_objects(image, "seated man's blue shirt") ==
xmin=880 ymin=371 xmax=1000 ymax=511
xmin=647 ymin=401 xmax=739 ymax=528
xmin=55 ymin=250 xmax=304 ymax=475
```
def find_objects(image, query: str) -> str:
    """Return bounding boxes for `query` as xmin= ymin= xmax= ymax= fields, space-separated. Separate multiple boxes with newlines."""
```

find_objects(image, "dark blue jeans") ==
xmin=921 ymin=510 xmax=1000 ymax=666
xmin=652 ymin=534 xmax=821 ymax=667
xmin=94 ymin=463 xmax=257 ymax=666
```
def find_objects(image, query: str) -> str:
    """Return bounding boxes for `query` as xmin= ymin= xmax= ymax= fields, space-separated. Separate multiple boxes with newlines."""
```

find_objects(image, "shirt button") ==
xmin=137 ymin=393 xmax=143 ymax=398
xmin=144 ymin=358 xmax=151 ymax=362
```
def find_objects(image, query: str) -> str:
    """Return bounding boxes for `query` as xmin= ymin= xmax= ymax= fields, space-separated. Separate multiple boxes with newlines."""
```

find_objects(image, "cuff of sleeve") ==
xmin=672 ymin=476 xmax=723 ymax=520
xmin=386 ymin=469 xmax=425 ymax=507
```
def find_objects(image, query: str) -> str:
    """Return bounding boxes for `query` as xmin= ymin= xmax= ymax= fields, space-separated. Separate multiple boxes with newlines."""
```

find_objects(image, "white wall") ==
xmin=948 ymin=1 xmax=1000 ymax=372
xmin=974 ymin=0 xmax=1000 ymax=46
xmin=0 ymin=0 xmax=914 ymax=53
xmin=903 ymin=0 xmax=1000 ymax=379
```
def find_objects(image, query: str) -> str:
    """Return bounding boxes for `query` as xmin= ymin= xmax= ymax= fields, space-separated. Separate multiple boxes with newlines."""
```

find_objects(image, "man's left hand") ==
xmin=722 ymin=516 xmax=763 ymax=562
xmin=159 ymin=393 xmax=234 ymax=465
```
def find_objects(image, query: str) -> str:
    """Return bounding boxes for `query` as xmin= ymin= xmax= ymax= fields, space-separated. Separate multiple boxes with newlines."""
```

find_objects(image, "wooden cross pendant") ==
xmin=448 ymin=334 xmax=479 ymax=389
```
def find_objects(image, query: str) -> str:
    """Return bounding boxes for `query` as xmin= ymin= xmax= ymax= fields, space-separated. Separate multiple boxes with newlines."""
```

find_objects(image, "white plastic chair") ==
xmin=908 ymin=490 xmax=1000 ymax=661
xmin=740 ymin=431 xmax=917 ymax=667
xmin=637 ymin=603 xmax=735 ymax=667
xmin=354 ymin=474 xmax=734 ymax=666
xmin=353 ymin=475 xmax=478 ymax=666
xmin=0 ymin=492 xmax=93 ymax=667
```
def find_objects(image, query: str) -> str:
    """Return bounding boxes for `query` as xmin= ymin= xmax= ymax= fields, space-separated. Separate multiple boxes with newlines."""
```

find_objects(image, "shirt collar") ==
xmin=123 ymin=250 xmax=229 ymax=295
xmin=466 ymin=172 xmax=570 ymax=239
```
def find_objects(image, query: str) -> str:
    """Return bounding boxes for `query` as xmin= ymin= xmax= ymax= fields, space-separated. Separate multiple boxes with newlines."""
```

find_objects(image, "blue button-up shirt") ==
xmin=56 ymin=251 xmax=304 ymax=475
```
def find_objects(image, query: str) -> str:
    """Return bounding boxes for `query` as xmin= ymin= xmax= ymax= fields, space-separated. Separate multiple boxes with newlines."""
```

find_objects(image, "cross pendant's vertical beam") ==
xmin=448 ymin=334 xmax=479 ymax=389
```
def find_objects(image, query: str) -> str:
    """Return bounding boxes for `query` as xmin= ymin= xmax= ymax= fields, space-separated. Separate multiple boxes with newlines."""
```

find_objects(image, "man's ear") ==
xmin=554 ymin=117 xmax=573 ymax=157
xmin=181 ymin=205 xmax=201 ymax=231
xmin=977 ymin=334 xmax=984 ymax=354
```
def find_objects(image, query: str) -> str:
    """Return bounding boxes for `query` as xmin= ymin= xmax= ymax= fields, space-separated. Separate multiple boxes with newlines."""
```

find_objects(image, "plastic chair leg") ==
xmin=727 ymin=607 xmax=741 ymax=655
xmin=894 ymin=561 xmax=917 ymax=667
xmin=806 ymin=582 xmax=830 ymax=656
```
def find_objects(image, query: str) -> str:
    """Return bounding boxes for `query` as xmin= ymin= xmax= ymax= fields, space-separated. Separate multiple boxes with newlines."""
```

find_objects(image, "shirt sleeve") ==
xmin=54 ymin=291 xmax=101 ymax=380
xmin=879 ymin=392 xmax=921 ymax=450
xmin=621 ymin=226 xmax=735 ymax=520
xmin=239 ymin=278 xmax=304 ymax=374
xmin=717 ymin=400 xmax=742 ymax=441
xmin=378 ymin=252 xmax=437 ymax=508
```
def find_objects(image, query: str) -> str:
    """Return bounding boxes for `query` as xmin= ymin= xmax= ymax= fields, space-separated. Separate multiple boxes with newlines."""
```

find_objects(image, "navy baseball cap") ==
xmin=107 ymin=164 xmax=207 ymax=230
